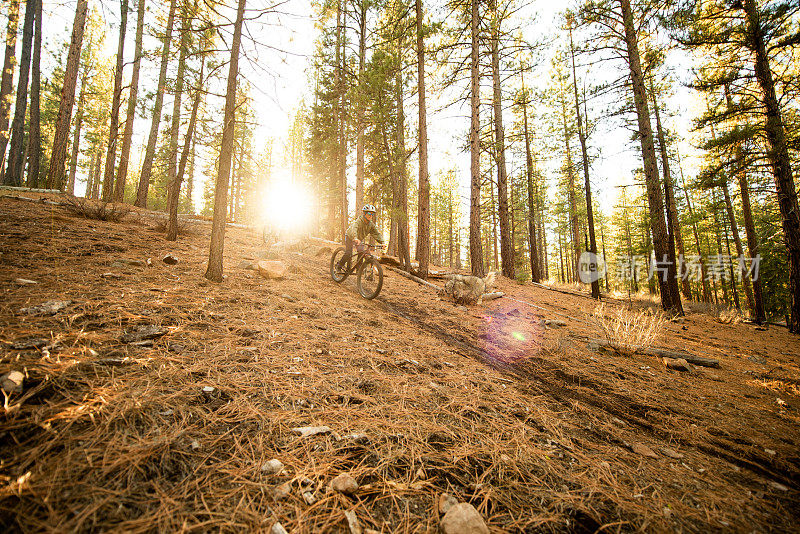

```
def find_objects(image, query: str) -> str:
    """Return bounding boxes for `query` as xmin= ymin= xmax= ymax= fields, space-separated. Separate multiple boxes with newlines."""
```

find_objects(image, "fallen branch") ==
xmin=586 ymin=338 xmax=720 ymax=368
xmin=384 ymin=265 xmax=442 ymax=292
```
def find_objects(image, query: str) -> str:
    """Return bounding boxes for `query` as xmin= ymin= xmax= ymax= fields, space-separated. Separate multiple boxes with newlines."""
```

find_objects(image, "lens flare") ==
xmin=261 ymin=177 xmax=314 ymax=234
xmin=478 ymin=301 xmax=545 ymax=364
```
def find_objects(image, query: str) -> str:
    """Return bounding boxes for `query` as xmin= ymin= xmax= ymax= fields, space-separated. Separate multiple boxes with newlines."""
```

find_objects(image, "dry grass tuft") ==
xmin=152 ymin=218 xmax=198 ymax=236
xmin=63 ymin=197 xmax=130 ymax=222
xmin=591 ymin=303 xmax=666 ymax=353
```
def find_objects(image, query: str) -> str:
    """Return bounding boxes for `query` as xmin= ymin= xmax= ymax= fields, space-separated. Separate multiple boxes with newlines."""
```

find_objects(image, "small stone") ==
xmin=19 ymin=300 xmax=71 ymax=316
xmin=162 ymin=254 xmax=179 ymax=265
xmin=190 ymin=439 xmax=201 ymax=450
xmin=271 ymin=522 xmax=288 ymax=534
xmin=662 ymin=357 xmax=693 ymax=372
xmin=1 ymin=371 xmax=24 ymax=394
xmin=415 ymin=467 xmax=426 ymax=480
xmin=302 ymin=491 xmax=316 ymax=505
xmin=764 ymin=448 xmax=776 ymax=456
xmin=631 ymin=443 xmax=659 ymax=458
xmin=13 ymin=278 xmax=38 ymax=285
xmin=330 ymin=473 xmax=359 ymax=494
xmin=272 ymin=482 xmax=291 ymax=500
xmin=439 ymin=493 xmax=458 ymax=515
xmin=202 ymin=386 xmax=215 ymax=394
xmin=281 ymin=293 xmax=296 ymax=302
xmin=262 ymin=459 xmax=284 ymax=475
xmin=659 ymin=447 xmax=684 ymax=460
xmin=748 ymin=355 xmax=767 ymax=365
xmin=159 ymin=409 xmax=174 ymax=416
xmin=100 ymin=271 xmax=122 ymax=279
xmin=292 ymin=425 xmax=332 ymax=438
xmin=440 ymin=503 xmax=489 ymax=534
xmin=344 ymin=510 xmax=362 ymax=534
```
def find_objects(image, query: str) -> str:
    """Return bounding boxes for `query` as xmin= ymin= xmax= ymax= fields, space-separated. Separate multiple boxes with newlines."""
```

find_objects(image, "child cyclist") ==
xmin=336 ymin=204 xmax=385 ymax=273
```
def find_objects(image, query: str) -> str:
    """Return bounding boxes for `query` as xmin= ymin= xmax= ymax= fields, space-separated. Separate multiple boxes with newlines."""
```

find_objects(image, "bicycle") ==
xmin=330 ymin=243 xmax=384 ymax=299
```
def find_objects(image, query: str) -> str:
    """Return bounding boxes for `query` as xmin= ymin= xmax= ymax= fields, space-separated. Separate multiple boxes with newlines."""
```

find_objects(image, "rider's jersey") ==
xmin=346 ymin=215 xmax=385 ymax=244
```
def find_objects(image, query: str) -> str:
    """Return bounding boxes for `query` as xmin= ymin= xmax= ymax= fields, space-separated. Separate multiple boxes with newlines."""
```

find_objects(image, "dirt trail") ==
xmin=1 ymin=196 xmax=799 ymax=533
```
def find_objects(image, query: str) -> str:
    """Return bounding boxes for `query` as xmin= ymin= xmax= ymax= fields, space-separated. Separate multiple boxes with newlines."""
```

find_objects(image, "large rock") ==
xmin=440 ymin=503 xmax=489 ymax=534
xmin=257 ymin=260 xmax=288 ymax=280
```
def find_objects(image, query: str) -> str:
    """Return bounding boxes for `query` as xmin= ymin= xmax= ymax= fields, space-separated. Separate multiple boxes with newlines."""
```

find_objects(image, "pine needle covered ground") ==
xmin=1 ymin=195 xmax=798 ymax=532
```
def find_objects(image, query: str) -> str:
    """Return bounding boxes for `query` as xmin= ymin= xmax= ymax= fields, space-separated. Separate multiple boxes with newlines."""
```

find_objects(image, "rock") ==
xmin=202 ymin=386 xmax=216 ymax=395
xmin=662 ymin=357 xmax=693 ymax=372
xmin=237 ymin=260 xmax=255 ymax=270
xmin=1 ymin=371 xmax=24 ymax=394
xmin=121 ymin=325 xmax=168 ymax=343
xmin=162 ymin=254 xmax=179 ymax=265
xmin=302 ymin=491 xmax=316 ymax=505
xmin=190 ymin=439 xmax=201 ymax=450
xmin=257 ymin=260 xmax=288 ymax=280
xmin=281 ymin=293 xmax=296 ymax=302
xmin=19 ymin=300 xmax=71 ymax=316
xmin=272 ymin=482 xmax=292 ymax=500
xmin=659 ymin=447 xmax=684 ymax=460
xmin=262 ymin=459 xmax=284 ymax=475
xmin=630 ymin=443 xmax=659 ymax=458
xmin=748 ymin=355 xmax=767 ymax=365
xmin=11 ymin=337 xmax=49 ymax=350
xmin=344 ymin=510 xmax=362 ymax=534
xmin=542 ymin=319 xmax=567 ymax=327
xmin=100 ymin=272 xmax=122 ymax=279
xmin=13 ymin=278 xmax=38 ymax=285
xmin=292 ymin=425 xmax=332 ymax=438
xmin=764 ymin=448 xmax=776 ymax=456
xmin=159 ymin=409 xmax=174 ymax=416
xmin=330 ymin=473 xmax=358 ymax=494
xmin=439 ymin=493 xmax=458 ymax=515
xmin=439 ymin=503 xmax=489 ymax=534
xmin=271 ymin=522 xmax=289 ymax=534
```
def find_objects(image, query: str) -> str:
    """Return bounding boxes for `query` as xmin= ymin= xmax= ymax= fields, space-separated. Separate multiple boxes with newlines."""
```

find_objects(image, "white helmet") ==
xmin=362 ymin=204 xmax=376 ymax=214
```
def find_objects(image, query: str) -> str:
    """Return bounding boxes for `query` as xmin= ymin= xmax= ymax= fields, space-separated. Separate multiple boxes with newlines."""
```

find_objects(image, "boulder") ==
xmin=440 ymin=503 xmax=489 ymax=534
xmin=257 ymin=260 xmax=288 ymax=280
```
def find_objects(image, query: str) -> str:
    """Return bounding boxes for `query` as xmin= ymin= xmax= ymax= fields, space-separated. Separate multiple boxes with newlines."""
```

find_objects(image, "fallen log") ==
xmin=586 ymin=338 xmax=720 ymax=368
xmin=384 ymin=265 xmax=442 ymax=292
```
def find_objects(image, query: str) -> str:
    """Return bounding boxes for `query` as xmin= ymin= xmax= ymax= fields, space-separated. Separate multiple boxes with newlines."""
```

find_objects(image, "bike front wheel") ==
xmin=357 ymin=256 xmax=384 ymax=299
xmin=330 ymin=247 xmax=348 ymax=283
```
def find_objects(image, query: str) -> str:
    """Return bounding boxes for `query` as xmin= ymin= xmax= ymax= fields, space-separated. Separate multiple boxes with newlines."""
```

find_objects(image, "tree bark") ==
xmin=44 ymin=0 xmax=88 ymax=192
xmin=5 ymin=0 xmax=34 ymax=186
xmin=520 ymin=63 xmax=540 ymax=283
xmin=205 ymin=0 xmax=246 ymax=282
xmin=0 ymin=0 xmax=20 ymax=183
xmin=649 ymin=77 xmax=685 ymax=307
xmin=66 ymin=68 xmax=87 ymax=196
xmin=355 ymin=1 xmax=366 ymax=212
xmin=415 ymin=0 xmax=430 ymax=279
xmin=468 ymin=0 xmax=483 ymax=277
xmin=395 ymin=41 xmax=411 ymax=272
xmin=135 ymin=0 xmax=177 ymax=208
xmin=569 ymin=24 xmax=599 ymax=298
xmin=167 ymin=58 xmax=203 ymax=241
xmin=743 ymin=0 xmax=800 ymax=333
xmin=166 ymin=0 xmax=189 ymax=210
xmin=101 ymin=0 xmax=128 ymax=201
xmin=560 ymin=94 xmax=580 ymax=283
xmin=618 ymin=0 xmax=681 ymax=313
xmin=114 ymin=0 xmax=145 ymax=202
xmin=26 ymin=0 xmax=41 ymax=188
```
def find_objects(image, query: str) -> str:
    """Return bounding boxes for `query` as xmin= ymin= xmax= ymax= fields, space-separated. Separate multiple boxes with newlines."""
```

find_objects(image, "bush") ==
xmin=63 ymin=197 xmax=130 ymax=222
xmin=592 ymin=303 xmax=666 ymax=353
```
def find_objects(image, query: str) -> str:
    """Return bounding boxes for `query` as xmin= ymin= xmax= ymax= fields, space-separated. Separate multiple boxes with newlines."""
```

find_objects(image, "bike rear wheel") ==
xmin=357 ymin=256 xmax=383 ymax=299
xmin=330 ymin=247 xmax=349 ymax=283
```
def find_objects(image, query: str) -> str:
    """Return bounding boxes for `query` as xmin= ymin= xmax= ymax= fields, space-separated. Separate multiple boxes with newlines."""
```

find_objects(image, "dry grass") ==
xmin=591 ymin=303 xmax=667 ymax=353
xmin=152 ymin=217 xmax=198 ymax=236
xmin=63 ymin=197 xmax=130 ymax=222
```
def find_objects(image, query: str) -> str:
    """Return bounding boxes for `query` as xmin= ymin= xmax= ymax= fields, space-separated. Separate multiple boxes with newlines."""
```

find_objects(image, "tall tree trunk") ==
xmin=521 ymin=64 xmax=540 ymax=282
xmin=468 ymin=0 xmax=483 ymax=277
xmin=115 ymin=0 xmax=145 ymax=202
xmin=5 ymin=0 xmax=34 ymax=186
xmin=560 ymin=96 xmax=580 ymax=282
xmin=167 ymin=58 xmax=203 ymax=241
xmin=649 ymin=77 xmax=686 ymax=309
xmin=135 ymin=0 xmax=177 ymax=208
xmin=165 ymin=0 xmax=190 ymax=233
xmin=678 ymin=163 xmax=711 ymax=302
xmin=335 ymin=0 xmax=347 ymax=241
xmin=26 ymin=0 xmax=41 ymax=188
xmin=205 ymin=0 xmax=246 ymax=282
xmin=66 ymin=69 xmax=87 ymax=196
xmin=0 ymin=0 xmax=20 ymax=183
xmin=618 ymin=0 xmax=681 ymax=313
xmin=721 ymin=178 xmax=755 ymax=314
xmin=101 ymin=0 xmax=129 ymax=201
xmin=395 ymin=46 xmax=411 ymax=272
xmin=44 ymin=0 xmax=88 ymax=191
xmin=569 ymin=24 xmax=599 ymax=297
xmin=415 ymin=0 xmax=430 ymax=278
xmin=355 ymin=1 xmax=366 ymax=212
xmin=742 ymin=0 xmax=800 ymax=333
xmin=489 ymin=0 xmax=513 ymax=279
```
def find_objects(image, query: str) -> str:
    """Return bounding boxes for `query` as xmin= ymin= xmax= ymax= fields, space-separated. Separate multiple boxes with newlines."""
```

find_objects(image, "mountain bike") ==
xmin=330 ymin=243 xmax=384 ymax=299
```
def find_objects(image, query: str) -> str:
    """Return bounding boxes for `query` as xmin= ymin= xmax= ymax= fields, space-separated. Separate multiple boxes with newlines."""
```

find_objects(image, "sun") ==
xmin=260 ymin=176 xmax=314 ymax=235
